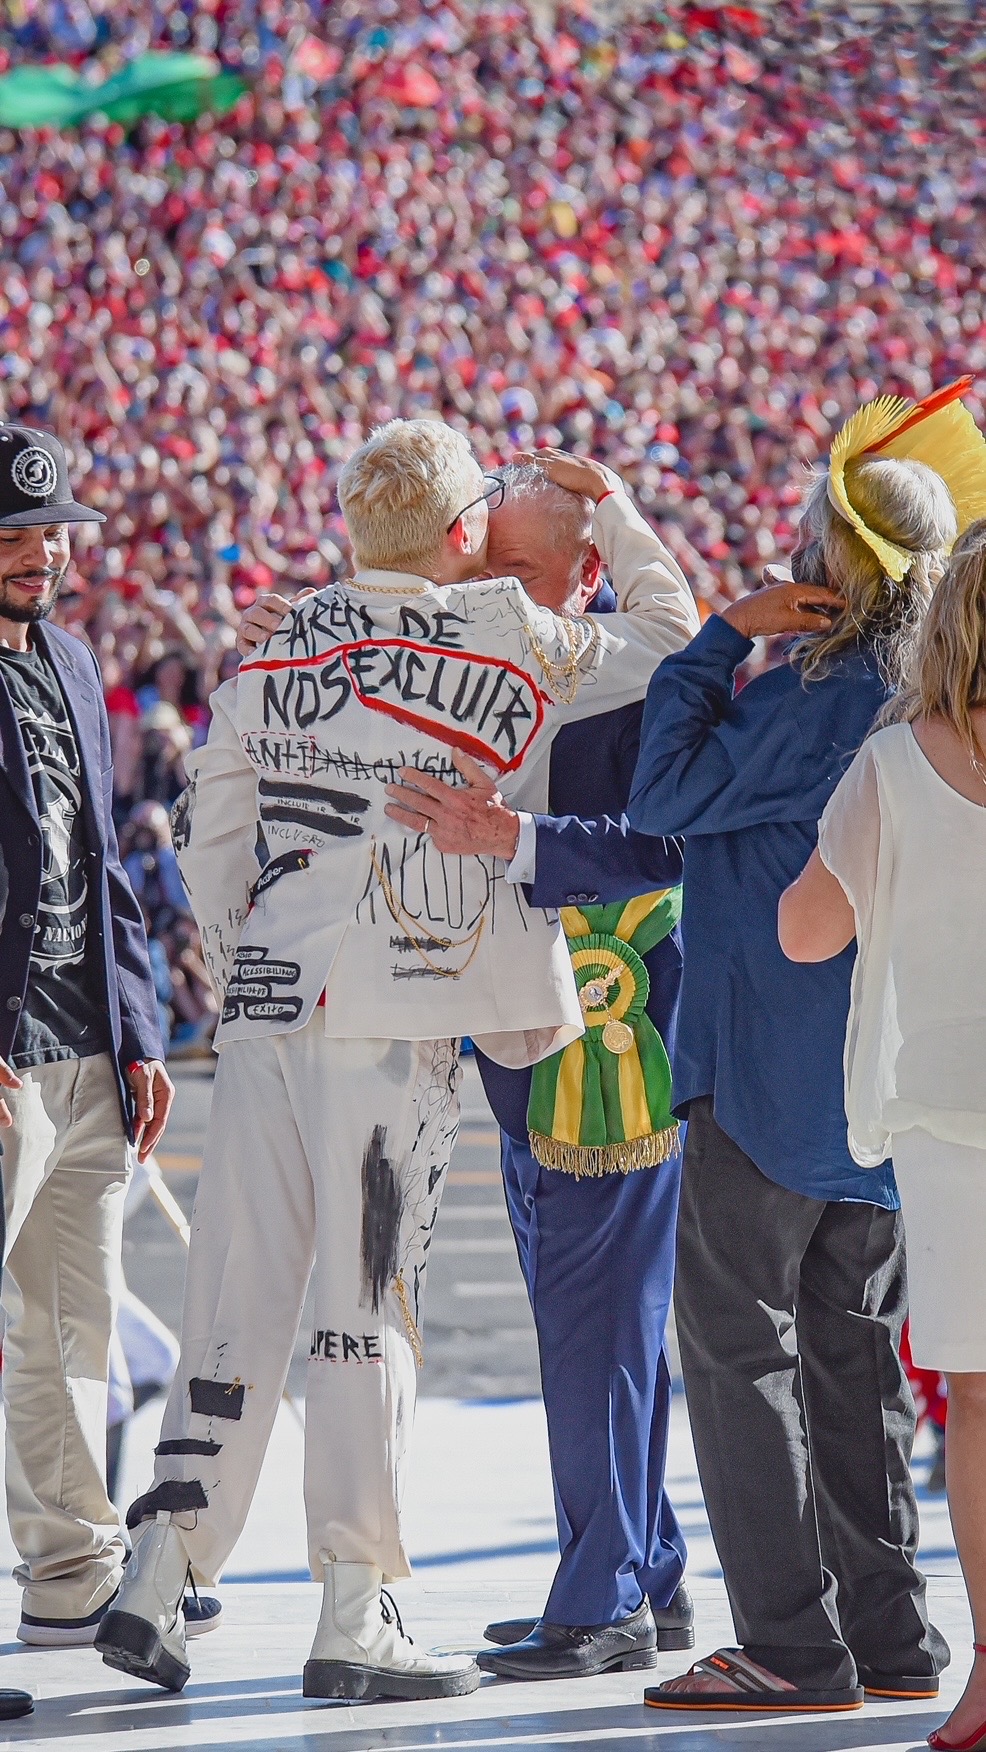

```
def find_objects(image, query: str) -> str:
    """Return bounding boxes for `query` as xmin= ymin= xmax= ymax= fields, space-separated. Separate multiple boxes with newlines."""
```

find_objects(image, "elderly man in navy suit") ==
xmin=0 ymin=427 xmax=210 ymax=1690
xmin=240 ymin=449 xmax=701 ymax=1681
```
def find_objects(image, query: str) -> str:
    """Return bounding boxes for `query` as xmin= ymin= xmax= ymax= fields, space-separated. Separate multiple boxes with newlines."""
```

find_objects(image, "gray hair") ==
xmin=793 ymin=455 xmax=958 ymax=682
xmin=498 ymin=462 xmax=594 ymax=557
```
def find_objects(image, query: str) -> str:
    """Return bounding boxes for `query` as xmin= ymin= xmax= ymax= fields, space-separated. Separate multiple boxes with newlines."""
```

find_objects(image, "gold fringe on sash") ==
xmin=529 ymin=1122 xmax=680 ymax=1179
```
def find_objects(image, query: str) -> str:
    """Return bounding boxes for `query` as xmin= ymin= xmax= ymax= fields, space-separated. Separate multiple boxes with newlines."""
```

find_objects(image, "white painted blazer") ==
xmin=174 ymin=490 xmax=699 ymax=1067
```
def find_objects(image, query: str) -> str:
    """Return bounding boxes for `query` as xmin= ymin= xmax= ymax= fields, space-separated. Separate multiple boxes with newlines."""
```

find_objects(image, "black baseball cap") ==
xmin=0 ymin=425 xmax=104 ymax=528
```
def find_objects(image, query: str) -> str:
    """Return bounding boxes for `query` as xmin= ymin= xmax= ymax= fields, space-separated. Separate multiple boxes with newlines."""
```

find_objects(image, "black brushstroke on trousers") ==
xmin=189 ymin=1376 xmax=245 ymax=1419
xmin=360 ymin=1124 xmax=403 ymax=1315
xmin=127 ymin=1479 xmax=208 ymax=1529
xmin=156 ymin=1438 xmax=222 ymax=1457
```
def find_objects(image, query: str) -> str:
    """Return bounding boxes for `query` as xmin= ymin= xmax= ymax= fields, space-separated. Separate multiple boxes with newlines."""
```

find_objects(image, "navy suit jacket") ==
xmin=475 ymin=583 xmax=683 ymax=1140
xmin=0 ymin=623 xmax=163 ymax=1140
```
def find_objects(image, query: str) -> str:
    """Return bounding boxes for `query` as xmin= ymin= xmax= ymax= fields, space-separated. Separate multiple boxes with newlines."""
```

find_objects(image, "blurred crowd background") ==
xmin=0 ymin=0 xmax=982 ymax=1043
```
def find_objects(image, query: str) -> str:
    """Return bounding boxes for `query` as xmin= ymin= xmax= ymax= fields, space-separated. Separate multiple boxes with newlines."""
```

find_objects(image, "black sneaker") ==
xmin=18 ymin=1589 xmax=222 ymax=1647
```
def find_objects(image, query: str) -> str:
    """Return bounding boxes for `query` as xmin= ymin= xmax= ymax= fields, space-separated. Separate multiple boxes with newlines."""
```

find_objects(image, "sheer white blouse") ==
xmin=817 ymin=722 xmax=986 ymax=1167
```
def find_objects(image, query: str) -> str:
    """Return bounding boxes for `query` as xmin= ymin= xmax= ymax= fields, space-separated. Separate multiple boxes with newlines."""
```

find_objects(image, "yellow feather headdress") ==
xmin=827 ymin=376 xmax=986 ymax=581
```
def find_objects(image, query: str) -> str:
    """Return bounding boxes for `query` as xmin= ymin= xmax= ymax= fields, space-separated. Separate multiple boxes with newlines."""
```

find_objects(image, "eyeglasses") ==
xmin=446 ymin=473 xmax=506 ymax=534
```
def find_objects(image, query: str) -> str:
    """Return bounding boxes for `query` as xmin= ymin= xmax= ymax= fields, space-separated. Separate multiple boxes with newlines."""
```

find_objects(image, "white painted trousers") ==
xmin=146 ymin=1018 xmax=460 ymax=1586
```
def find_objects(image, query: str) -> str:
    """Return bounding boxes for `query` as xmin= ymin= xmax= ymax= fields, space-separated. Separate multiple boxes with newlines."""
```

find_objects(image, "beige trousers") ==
xmin=2 ymin=1053 xmax=130 ymax=1620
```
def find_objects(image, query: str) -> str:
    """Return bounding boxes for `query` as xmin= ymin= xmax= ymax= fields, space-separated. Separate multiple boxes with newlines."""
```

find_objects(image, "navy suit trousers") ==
xmin=500 ymin=1128 xmax=686 ymax=1625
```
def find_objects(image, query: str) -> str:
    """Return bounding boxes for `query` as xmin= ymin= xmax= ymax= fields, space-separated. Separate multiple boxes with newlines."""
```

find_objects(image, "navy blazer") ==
xmin=476 ymin=584 xmax=683 ymax=1140
xmin=0 ymin=623 xmax=164 ymax=1139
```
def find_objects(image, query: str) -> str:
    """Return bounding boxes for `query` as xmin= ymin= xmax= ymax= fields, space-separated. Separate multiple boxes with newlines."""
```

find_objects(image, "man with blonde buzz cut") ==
xmin=98 ymin=418 xmax=697 ymax=1705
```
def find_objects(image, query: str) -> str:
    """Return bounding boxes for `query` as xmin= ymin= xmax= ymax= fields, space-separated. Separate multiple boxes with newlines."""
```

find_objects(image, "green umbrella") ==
xmin=0 ymin=52 xmax=246 ymax=130
xmin=0 ymin=64 xmax=88 ymax=129
xmin=94 ymin=53 xmax=247 ymax=126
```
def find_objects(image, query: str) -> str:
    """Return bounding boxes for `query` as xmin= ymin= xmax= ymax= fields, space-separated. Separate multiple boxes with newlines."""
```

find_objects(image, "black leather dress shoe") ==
xmin=485 ymin=1579 xmax=694 ymax=1654
xmin=0 ymin=1691 xmax=32 ymax=1720
xmin=476 ymin=1601 xmax=658 ymax=1680
xmin=652 ymin=1581 xmax=695 ymax=1652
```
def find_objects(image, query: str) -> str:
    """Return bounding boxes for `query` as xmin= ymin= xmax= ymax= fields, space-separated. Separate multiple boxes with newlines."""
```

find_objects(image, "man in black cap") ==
xmin=0 ymin=424 xmax=176 ymax=1682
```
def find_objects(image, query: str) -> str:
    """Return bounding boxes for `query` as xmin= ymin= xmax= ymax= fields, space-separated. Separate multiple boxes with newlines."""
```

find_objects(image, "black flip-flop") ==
xmin=857 ymin=1667 xmax=940 ymax=1700
xmin=0 ymin=1690 xmax=33 ymax=1720
xmin=644 ymin=1648 xmax=864 ymax=1713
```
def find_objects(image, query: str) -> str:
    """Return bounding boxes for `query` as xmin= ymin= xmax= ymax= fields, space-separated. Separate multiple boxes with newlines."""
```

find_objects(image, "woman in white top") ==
xmin=779 ymin=517 xmax=986 ymax=1752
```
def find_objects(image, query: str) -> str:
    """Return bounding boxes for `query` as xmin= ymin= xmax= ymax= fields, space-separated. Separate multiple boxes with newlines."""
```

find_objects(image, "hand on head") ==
xmin=720 ymin=574 xmax=845 ymax=641
xmin=515 ymin=448 xmax=621 ymax=505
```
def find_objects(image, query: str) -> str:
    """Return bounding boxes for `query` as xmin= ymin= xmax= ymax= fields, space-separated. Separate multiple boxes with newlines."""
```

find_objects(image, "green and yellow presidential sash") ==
xmin=527 ymin=888 xmax=682 ymax=1178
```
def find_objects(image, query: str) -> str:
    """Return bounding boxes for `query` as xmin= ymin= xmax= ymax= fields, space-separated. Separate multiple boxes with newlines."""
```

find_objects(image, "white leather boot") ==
xmin=95 ymin=1513 xmax=191 ymax=1692
xmin=303 ymin=1561 xmax=480 ymax=1700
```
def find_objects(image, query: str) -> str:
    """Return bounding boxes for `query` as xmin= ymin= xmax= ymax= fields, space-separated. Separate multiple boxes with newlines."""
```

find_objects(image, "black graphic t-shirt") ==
xmin=0 ymin=645 xmax=107 ymax=1066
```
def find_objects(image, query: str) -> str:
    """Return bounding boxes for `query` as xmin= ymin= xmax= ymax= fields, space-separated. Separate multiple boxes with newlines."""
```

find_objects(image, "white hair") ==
xmin=337 ymin=418 xmax=484 ymax=573
xmin=498 ymin=462 xmax=594 ymax=557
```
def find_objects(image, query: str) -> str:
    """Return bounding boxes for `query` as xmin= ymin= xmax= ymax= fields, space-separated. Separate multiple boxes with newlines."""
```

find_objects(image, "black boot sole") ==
xmin=858 ymin=1669 xmax=940 ymax=1700
xmin=303 ymin=1658 xmax=481 ymax=1701
xmin=485 ymin=1617 xmax=694 ymax=1653
xmin=95 ymin=1609 xmax=190 ymax=1693
xmin=477 ymin=1644 xmax=659 ymax=1680
xmin=657 ymin=1624 xmax=696 ymax=1652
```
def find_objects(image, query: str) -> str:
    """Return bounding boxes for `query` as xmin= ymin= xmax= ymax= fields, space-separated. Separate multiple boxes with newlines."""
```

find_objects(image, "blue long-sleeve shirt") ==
xmin=627 ymin=614 xmax=898 ymax=1208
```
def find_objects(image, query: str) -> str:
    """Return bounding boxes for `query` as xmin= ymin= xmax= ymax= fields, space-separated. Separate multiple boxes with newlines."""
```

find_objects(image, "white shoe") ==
xmin=94 ymin=1513 xmax=191 ymax=1691
xmin=303 ymin=1561 xmax=481 ymax=1701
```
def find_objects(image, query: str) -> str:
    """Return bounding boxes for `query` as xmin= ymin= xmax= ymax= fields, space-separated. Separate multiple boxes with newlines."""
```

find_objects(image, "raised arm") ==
xmin=515 ymin=458 xmax=701 ymax=725
xmin=627 ymin=581 xmax=844 ymax=838
xmin=170 ymin=679 xmax=262 ymax=1001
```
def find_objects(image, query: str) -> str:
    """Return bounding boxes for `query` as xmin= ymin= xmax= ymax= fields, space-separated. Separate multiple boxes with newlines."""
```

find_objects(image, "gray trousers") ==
xmin=675 ymin=1098 xmax=948 ymax=1689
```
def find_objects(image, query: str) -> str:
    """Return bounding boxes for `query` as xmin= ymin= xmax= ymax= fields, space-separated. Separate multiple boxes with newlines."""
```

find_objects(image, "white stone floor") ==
xmin=0 ymin=1395 xmax=966 ymax=1750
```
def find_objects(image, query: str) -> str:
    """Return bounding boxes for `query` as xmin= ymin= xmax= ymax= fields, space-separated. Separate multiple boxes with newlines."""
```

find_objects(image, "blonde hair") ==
xmin=793 ymin=456 xmax=958 ymax=682
xmin=884 ymin=518 xmax=986 ymax=763
xmin=337 ymin=418 xmax=484 ymax=573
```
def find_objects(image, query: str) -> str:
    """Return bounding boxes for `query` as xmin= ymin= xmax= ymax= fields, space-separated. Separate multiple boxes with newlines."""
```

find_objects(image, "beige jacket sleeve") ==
xmin=170 ymin=678 xmax=261 ymax=1001
xmin=518 ymin=487 xmax=701 ymax=724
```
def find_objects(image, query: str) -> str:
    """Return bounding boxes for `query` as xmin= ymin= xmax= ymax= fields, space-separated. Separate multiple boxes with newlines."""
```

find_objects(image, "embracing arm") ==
xmin=172 ymin=680 xmax=261 ymax=1001
xmin=525 ymin=813 xmax=683 ymax=909
xmin=383 ymin=747 xmax=683 ymax=903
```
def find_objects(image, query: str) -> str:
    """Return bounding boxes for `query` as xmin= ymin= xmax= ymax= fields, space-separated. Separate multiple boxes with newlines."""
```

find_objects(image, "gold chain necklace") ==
xmin=344 ymin=575 xmax=431 ymax=597
xmin=525 ymin=615 xmax=597 ymax=705
xmin=393 ymin=1272 xmax=424 ymax=1368
xmin=370 ymin=842 xmax=486 ymax=978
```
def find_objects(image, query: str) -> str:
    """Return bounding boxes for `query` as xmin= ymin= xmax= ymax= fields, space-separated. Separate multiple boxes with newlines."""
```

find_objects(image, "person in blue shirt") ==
xmin=628 ymin=430 xmax=963 ymax=1714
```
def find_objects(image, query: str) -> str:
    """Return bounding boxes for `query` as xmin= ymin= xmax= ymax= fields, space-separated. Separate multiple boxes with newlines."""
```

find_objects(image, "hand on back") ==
xmin=236 ymin=589 xmax=315 ymax=657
